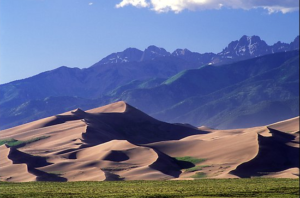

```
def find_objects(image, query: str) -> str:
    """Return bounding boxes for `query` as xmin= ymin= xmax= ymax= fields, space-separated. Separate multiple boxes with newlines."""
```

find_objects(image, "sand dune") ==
xmin=268 ymin=116 xmax=299 ymax=133
xmin=86 ymin=101 xmax=127 ymax=114
xmin=230 ymin=127 xmax=299 ymax=178
xmin=0 ymin=101 xmax=299 ymax=181
xmin=0 ymin=145 xmax=36 ymax=182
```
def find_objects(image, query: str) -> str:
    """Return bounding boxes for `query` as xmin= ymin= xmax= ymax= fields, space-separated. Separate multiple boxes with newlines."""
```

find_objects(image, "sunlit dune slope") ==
xmin=0 ymin=102 xmax=298 ymax=182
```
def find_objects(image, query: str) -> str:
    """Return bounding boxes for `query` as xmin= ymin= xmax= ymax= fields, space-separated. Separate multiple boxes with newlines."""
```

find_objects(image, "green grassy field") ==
xmin=0 ymin=179 xmax=299 ymax=198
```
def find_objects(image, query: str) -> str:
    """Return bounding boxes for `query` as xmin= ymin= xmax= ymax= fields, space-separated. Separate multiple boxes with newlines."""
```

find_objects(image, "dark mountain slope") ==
xmin=0 ymin=57 xmax=201 ymax=114
xmin=153 ymin=53 xmax=299 ymax=128
xmin=118 ymin=51 xmax=299 ymax=116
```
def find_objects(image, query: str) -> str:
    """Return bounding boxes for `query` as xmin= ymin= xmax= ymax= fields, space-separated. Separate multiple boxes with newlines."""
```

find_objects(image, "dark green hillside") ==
xmin=154 ymin=53 xmax=299 ymax=128
xmin=120 ymin=51 xmax=299 ymax=120
xmin=108 ymin=78 xmax=166 ymax=97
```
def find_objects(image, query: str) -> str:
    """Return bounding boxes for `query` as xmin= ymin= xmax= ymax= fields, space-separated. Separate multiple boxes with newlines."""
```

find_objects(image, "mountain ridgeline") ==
xmin=98 ymin=35 xmax=299 ymax=65
xmin=0 ymin=35 xmax=299 ymax=130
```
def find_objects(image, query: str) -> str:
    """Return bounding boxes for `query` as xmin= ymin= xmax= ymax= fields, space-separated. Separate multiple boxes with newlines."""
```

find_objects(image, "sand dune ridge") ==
xmin=0 ymin=102 xmax=298 ymax=181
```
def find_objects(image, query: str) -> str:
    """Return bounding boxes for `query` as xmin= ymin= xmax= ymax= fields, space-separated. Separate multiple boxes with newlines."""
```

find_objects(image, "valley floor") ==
xmin=0 ymin=179 xmax=299 ymax=198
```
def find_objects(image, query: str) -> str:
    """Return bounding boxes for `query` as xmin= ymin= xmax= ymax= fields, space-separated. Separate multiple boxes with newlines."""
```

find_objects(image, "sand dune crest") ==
xmin=0 ymin=102 xmax=298 ymax=181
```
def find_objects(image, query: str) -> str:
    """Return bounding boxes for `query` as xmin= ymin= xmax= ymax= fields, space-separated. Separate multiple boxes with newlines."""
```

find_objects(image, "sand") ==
xmin=0 ymin=101 xmax=298 ymax=182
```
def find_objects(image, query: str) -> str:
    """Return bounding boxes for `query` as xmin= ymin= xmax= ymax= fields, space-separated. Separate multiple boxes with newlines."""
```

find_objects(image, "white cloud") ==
xmin=88 ymin=2 xmax=94 ymax=6
xmin=115 ymin=0 xmax=299 ymax=13
xmin=116 ymin=0 xmax=149 ymax=8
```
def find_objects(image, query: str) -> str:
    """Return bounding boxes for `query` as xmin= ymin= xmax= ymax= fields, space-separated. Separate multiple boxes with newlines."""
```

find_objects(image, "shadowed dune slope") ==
xmin=230 ymin=128 xmax=299 ymax=178
xmin=0 ymin=102 xmax=299 ymax=181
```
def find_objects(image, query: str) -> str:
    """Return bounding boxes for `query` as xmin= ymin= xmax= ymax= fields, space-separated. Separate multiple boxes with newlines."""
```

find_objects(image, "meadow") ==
xmin=0 ymin=178 xmax=299 ymax=198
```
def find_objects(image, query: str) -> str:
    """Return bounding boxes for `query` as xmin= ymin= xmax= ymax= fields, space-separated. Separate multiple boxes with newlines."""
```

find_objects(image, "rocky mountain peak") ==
xmin=140 ymin=46 xmax=171 ymax=61
xmin=290 ymin=36 xmax=299 ymax=50
xmin=98 ymin=48 xmax=143 ymax=65
xmin=219 ymin=35 xmax=270 ymax=58
xmin=172 ymin=49 xmax=192 ymax=56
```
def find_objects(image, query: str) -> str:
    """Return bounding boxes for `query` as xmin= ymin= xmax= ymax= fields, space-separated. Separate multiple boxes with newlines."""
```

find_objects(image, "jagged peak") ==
xmin=237 ymin=35 xmax=265 ymax=46
xmin=292 ymin=35 xmax=299 ymax=42
xmin=172 ymin=48 xmax=192 ymax=56
xmin=144 ymin=45 xmax=169 ymax=54
xmin=218 ymin=35 xmax=269 ymax=57
xmin=97 ymin=47 xmax=143 ymax=65
xmin=290 ymin=35 xmax=299 ymax=50
xmin=146 ymin=45 xmax=163 ymax=50
xmin=240 ymin=35 xmax=261 ymax=41
xmin=140 ymin=45 xmax=171 ymax=61
xmin=123 ymin=47 xmax=142 ymax=52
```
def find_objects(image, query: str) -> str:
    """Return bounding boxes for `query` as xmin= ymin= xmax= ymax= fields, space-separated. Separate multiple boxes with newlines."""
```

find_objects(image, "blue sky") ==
xmin=0 ymin=0 xmax=299 ymax=84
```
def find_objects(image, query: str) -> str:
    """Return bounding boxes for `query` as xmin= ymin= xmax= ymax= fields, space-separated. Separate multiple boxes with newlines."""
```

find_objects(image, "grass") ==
xmin=191 ymin=172 xmax=207 ymax=179
xmin=175 ymin=156 xmax=206 ymax=165
xmin=185 ymin=165 xmax=211 ymax=173
xmin=0 ymin=136 xmax=49 ymax=148
xmin=0 ymin=139 xmax=17 ymax=146
xmin=0 ymin=179 xmax=299 ymax=198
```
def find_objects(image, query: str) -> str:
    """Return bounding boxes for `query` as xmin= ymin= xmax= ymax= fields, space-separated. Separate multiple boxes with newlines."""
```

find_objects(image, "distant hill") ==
xmin=0 ymin=35 xmax=299 ymax=130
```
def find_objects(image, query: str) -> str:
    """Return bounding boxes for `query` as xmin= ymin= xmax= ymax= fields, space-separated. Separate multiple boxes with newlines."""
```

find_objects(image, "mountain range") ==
xmin=0 ymin=35 xmax=299 ymax=130
xmin=99 ymin=35 xmax=299 ymax=65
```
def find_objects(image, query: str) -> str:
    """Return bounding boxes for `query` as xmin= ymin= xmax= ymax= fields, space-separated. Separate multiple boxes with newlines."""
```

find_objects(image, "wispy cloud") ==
xmin=88 ymin=2 xmax=94 ymax=6
xmin=115 ymin=0 xmax=299 ymax=14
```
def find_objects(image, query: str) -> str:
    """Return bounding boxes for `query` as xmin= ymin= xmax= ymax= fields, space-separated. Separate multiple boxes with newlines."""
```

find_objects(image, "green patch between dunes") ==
xmin=175 ymin=156 xmax=206 ymax=165
xmin=0 ymin=139 xmax=16 ymax=146
xmin=0 ymin=136 xmax=49 ymax=148
xmin=185 ymin=165 xmax=211 ymax=173
xmin=0 ymin=179 xmax=299 ymax=198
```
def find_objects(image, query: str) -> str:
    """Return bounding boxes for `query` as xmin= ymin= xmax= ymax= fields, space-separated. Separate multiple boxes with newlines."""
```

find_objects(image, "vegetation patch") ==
xmin=191 ymin=172 xmax=207 ymax=179
xmin=0 ymin=138 xmax=17 ymax=146
xmin=175 ymin=156 xmax=206 ymax=165
xmin=185 ymin=165 xmax=211 ymax=173
xmin=101 ymin=166 xmax=139 ymax=172
xmin=0 ymin=179 xmax=299 ymax=198
xmin=0 ymin=136 xmax=49 ymax=148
